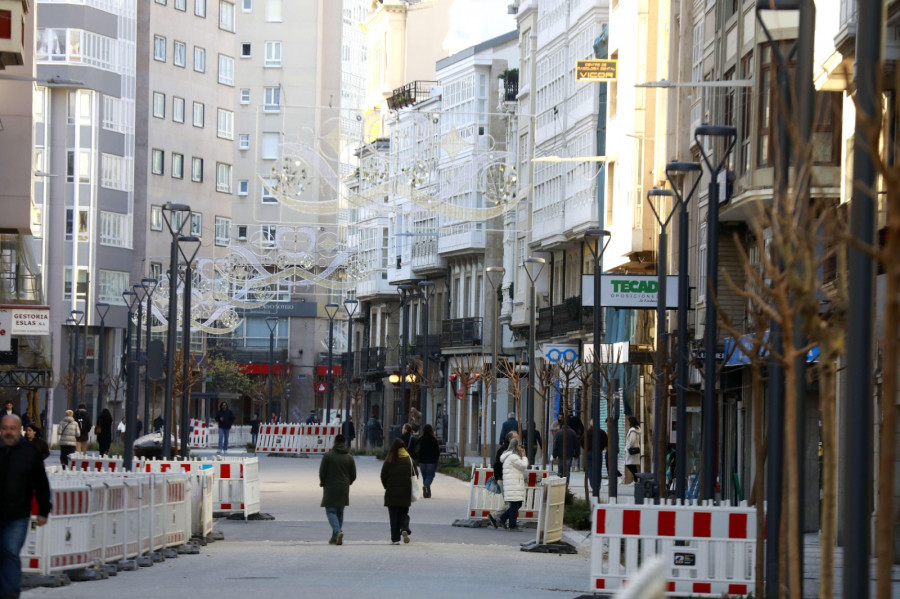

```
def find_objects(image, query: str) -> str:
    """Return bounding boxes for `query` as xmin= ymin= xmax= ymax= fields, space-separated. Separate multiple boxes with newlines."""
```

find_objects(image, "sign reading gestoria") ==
xmin=582 ymin=275 xmax=679 ymax=309
xmin=0 ymin=305 xmax=51 ymax=335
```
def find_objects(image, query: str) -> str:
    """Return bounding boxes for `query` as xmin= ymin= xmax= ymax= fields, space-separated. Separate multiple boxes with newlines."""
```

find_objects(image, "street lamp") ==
xmin=160 ymin=202 xmax=191 ymax=457
xmin=140 ymin=277 xmax=158 ymax=427
xmin=324 ymin=303 xmax=340 ymax=422
xmin=523 ymin=257 xmax=546 ymax=466
xmin=694 ymin=124 xmax=737 ymax=502
xmin=584 ymin=228 xmax=612 ymax=499
xmin=265 ymin=316 xmax=278 ymax=423
xmin=416 ymin=282 xmax=434 ymax=428
xmin=177 ymin=235 xmax=201 ymax=457
xmin=485 ymin=268 xmax=505 ymax=464
xmin=70 ymin=310 xmax=84 ymax=409
xmin=132 ymin=283 xmax=147 ymax=428
xmin=397 ymin=285 xmax=414 ymax=422
xmin=95 ymin=302 xmax=110 ymax=414
xmin=344 ymin=298 xmax=359 ymax=441
xmin=121 ymin=289 xmax=141 ymax=470
xmin=665 ymin=160 xmax=702 ymax=501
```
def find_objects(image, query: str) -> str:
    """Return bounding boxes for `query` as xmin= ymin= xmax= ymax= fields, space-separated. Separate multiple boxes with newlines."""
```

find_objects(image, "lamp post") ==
xmin=485 ymin=268 xmax=505 ymax=464
xmin=95 ymin=302 xmax=110 ymax=413
xmin=397 ymin=285 xmax=414 ymax=420
xmin=417 ymin=282 xmax=434 ymax=427
xmin=132 ymin=283 xmax=147 ymax=429
xmin=121 ymin=290 xmax=140 ymax=470
xmin=694 ymin=124 xmax=737 ymax=501
xmin=177 ymin=235 xmax=201 ymax=458
xmin=265 ymin=316 xmax=278 ymax=422
xmin=324 ymin=303 xmax=340 ymax=422
xmin=161 ymin=202 xmax=192 ymax=457
xmin=584 ymin=229 xmax=612 ymax=500
xmin=665 ymin=161 xmax=702 ymax=501
xmin=140 ymin=277 xmax=158 ymax=427
xmin=523 ymin=258 xmax=546 ymax=466
xmin=647 ymin=187 xmax=679 ymax=495
xmin=344 ymin=299 xmax=358 ymax=440
xmin=65 ymin=317 xmax=76 ymax=392
xmin=71 ymin=309 xmax=84 ymax=408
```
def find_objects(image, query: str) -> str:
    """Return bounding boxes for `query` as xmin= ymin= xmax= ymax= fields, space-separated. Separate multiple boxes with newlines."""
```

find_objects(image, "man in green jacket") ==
xmin=319 ymin=434 xmax=356 ymax=545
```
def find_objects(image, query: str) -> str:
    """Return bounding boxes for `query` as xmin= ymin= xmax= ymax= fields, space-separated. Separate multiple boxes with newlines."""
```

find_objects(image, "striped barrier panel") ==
xmin=191 ymin=421 xmax=253 ymax=448
xmin=466 ymin=466 xmax=552 ymax=524
xmin=68 ymin=454 xmax=124 ymax=472
xmin=187 ymin=467 xmax=215 ymax=538
xmin=256 ymin=423 xmax=340 ymax=454
xmin=591 ymin=501 xmax=758 ymax=597
xmin=188 ymin=419 xmax=210 ymax=448
xmin=534 ymin=477 xmax=568 ymax=545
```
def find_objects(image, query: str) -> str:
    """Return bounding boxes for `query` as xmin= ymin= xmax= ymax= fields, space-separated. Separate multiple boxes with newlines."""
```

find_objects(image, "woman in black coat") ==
xmin=416 ymin=424 xmax=441 ymax=498
xmin=96 ymin=408 xmax=113 ymax=456
xmin=380 ymin=437 xmax=419 ymax=544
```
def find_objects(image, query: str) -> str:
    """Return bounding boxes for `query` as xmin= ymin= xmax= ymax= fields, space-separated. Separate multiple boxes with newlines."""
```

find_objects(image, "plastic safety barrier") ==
xmin=465 ymin=466 xmax=551 ymax=524
xmin=67 ymin=454 xmax=124 ymax=472
xmin=255 ymin=423 xmax=339 ymax=455
xmin=534 ymin=477 xmax=568 ymax=545
xmin=189 ymin=420 xmax=254 ymax=449
xmin=591 ymin=500 xmax=759 ymax=597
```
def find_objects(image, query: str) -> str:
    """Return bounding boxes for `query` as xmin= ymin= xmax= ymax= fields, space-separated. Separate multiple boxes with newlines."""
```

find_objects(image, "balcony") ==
xmin=386 ymin=80 xmax=439 ymax=111
xmin=502 ymin=76 xmax=518 ymax=102
xmin=441 ymin=318 xmax=483 ymax=348
xmin=360 ymin=346 xmax=386 ymax=373
xmin=536 ymin=297 xmax=589 ymax=340
xmin=410 ymin=334 xmax=442 ymax=359
xmin=437 ymin=224 xmax=486 ymax=256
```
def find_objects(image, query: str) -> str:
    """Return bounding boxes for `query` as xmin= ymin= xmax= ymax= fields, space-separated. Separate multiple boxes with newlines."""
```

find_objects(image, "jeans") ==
xmin=0 ymin=518 xmax=30 ymax=598
xmin=557 ymin=457 xmax=573 ymax=482
xmin=419 ymin=462 xmax=436 ymax=490
xmin=499 ymin=500 xmax=523 ymax=529
xmin=218 ymin=428 xmax=230 ymax=452
xmin=587 ymin=451 xmax=596 ymax=494
xmin=325 ymin=507 xmax=344 ymax=540
xmin=251 ymin=433 xmax=258 ymax=447
xmin=387 ymin=507 xmax=410 ymax=543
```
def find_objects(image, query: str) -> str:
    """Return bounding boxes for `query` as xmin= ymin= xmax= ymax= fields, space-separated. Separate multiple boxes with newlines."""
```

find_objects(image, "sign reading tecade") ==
xmin=582 ymin=275 xmax=679 ymax=309
xmin=576 ymin=59 xmax=618 ymax=81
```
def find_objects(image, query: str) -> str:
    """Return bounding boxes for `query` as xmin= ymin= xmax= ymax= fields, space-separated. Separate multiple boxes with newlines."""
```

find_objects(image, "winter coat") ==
xmin=250 ymin=417 xmax=261 ymax=436
xmin=0 ymin=437 xmax=51 ymax=520
xmin=74 ymin=409 xmax=91 ymax=442
xmin=380 ymin=453 xmax=418 ymax=508
xmin=416 ymin=434 xmax=440 ymax=464
xmin=319 ymin=443 xmax=357 ymax=507
xmin=501 ymin=449 xmax=528 ymax=502
xmin=625 ymin=427 xmax=641 ymax=466
xmin=29 ymin=437 xmax=50 ymax=461
xmin=216 ymin=408 xmax=235 ymax=430
xmin=58 ymin=416 xmax=80 ymax=447
xmin=97 ymin=411 xmax=113 ymax=447
xmin=552 ymin=427 xmax=580 ymax=460
xmin=498 ymin=418 xmax=519 ymax=444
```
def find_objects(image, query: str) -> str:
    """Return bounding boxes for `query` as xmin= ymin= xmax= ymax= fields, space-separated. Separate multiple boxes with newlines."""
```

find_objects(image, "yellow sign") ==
xmin=576 ymin=59 xmax=618 ymax=81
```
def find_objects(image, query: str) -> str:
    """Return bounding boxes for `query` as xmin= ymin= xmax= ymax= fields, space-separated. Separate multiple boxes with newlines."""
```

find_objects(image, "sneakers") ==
xmin=328 ymin=538 xmax=337 ymax=545
xmin=487 ymin=514 xmax=499 ymax=529
xmin=401 ymin=530 xmax=410 ymax=544
xmin=336 ymin=531 xmax=343 ymax=546
xmin=508 ymin=526 xmax=523 ymax=532
xmin=391 ymin=541 xmax=400 ymax=545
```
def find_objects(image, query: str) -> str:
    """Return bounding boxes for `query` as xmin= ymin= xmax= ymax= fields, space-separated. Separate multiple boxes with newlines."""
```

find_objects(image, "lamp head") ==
xmin=71 ymin=309 xmax=85 ymax=324
xmin=161 ymin=202 xmax=192 ymax=235
xmin=141 ymin=277 xmax=158 ymax=296
xmin=343 ymin=298 xmax=359 ymax=317
xmin=694 ymin=124 xmax=738 ymax=138
xmin=755 ymin=0 xmax=800 ymax=12
xmin=177 ymin=235 xmax=202 ymax=263
xmin=389 ymin=373 xmax=400 ymax=384
xmin=485 ymin=267 xmax=505 ymax=290
xmin=96 ymin=302 xmax=111 ymax=321
xmin=665 ymin=161 xmax=702 ymax=175
xmin=523 ymin=257 xmax=546 ymax=283
xmin=324 ymin=303 xmax=340 ymax=320
xmin=265 ymin=316 xmax=278 ymax=333
xmin=417 ymin=281 xmax=435 ymax=301
xmin=397 ymin=284 xmax=415 ymax=303
xmin=133 ymin=283 xmax=147 ymax=301
xmin=122 ymin=290 xmax=138 ymax=311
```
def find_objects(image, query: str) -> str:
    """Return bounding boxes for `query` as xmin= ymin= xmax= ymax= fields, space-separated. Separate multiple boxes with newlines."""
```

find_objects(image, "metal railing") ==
xmin=440 ymin=318 xmax=483 ymax=347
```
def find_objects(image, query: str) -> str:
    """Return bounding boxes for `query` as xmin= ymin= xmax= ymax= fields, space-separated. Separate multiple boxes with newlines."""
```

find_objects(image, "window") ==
xmin=261 ymin=224 xmax=276 ymax=247
xmin=66 ymin=150 xmax=91 ymax=183
xmin=261 ymin=132 xmax=280 ymax=159
xmin=217 ymin=108 xmax=234 ymax=139
xmin=237 ymin=225 xmax=248 ymax=239
xmin=195 ymin=0 xmax=206 ymax=17
xmin=698 ymin=222 xmax=707 ymax=302
xmin=65 ymin=208 xmax=90 ymax=241
xmin=264 ymin=41 xmax=281 ymax=67
xmin=191 ymin=157 xmax=203 ymax=182
xmin=193 ymin=46 xmax=206 ymax=72
xmin=241 ymin=43 xmax=251 ymax=57
xmin=64 ymin=267 xmax=89 ymax=301
xmin=99 ymin=212 xmax=131 ymax=248
xmin=239 ymin=134 xmax=250 ymax=149
xmin=261 ymin=179 xmax=276 ymax=203
xmin=150 ymin=262 xmax=163 ymax=281
xmin=219 ymin=1 xmax=235 ymax=31
xmin=193 ymin=101 xmax=204 ymax=127
xmin=263 ymin=86 xmax=280 ymax=112
xmin=240 ymin=88 xmax=250 ymax=104
xmin=238 ymin=179 xmax=249 ymax=195
xmin=215 ymin=216 xmax=231 ymax=245
xmin=153 ymin=35 xmax=166 ymax=61
xmin=152 ymin=149 xmax=164 ymax=175
xmin=175 ymin=0 xmax=186 ymax=10
xmin=152 ymin=92 xmax=165 ymax=118
xmin=216 ymin=163 xmax=231 ymax=192
xmin=265 ymin=0 xmax=282 ymax=21
xmin=173 ymin=96 xmax=185 ymax=123
xmin=155 ymin=0 xmax=166 ymax=4
xmin=98 ymin=270 xmax=130 ymax=304
xmin=242 ymin=0 xmax=251 ymax=10
xmin=101 ymin=153 xmax=132 ymax=191
xmin=218 ymin=54 xmax=234 ymax=85
xmin=172 ymin=153 xmax=184 ymax=178
xmin=190 ymin=212 xmax=202 ymax=235
xmin=150 ymin=205 xmax=163 ymax=230
xmin=173 ymin=41 xmax=186 ymax=67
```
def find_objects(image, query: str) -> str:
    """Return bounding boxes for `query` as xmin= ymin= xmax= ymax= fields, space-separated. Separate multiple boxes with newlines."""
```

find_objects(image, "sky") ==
xmin=443 ymin=0 xmax=518 ymax=55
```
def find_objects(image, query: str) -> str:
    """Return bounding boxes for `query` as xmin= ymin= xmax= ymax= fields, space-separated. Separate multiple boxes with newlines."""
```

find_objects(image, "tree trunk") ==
xmin=751 ymin=357 xmax=766 ymax=594
xmin=819 ymin=359 xmax=837 ymax=599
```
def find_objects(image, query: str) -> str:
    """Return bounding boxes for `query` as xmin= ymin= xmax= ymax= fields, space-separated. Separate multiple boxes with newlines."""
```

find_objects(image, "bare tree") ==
xmin=496 ymin=355 xmax=527 ymax=436
xmin=533 ymin=360 xmax=559 ymax=468
xmin=449 ymin=354 xmax=483 ymax=465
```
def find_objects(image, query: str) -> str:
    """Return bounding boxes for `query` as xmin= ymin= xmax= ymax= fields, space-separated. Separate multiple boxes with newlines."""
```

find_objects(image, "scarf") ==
xmin=398 ymin=448 xmax=410 ymax=459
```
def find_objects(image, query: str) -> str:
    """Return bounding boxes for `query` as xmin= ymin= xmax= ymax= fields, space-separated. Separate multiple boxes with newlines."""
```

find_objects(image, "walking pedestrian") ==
xmin=305 ymin=410 xmax=318 ymax=425
xmin=380 ymin=438 xmax=418 ymax=545
xmin=1 ymin=414 xmax=51 ymax=599
xmin=416 ymin=424 xmax=440 ymax=498
xmin=24 ymin=424 xmax=50 ymax=461
xmin=2 ymin=400 xmax=28 ymax=429
xmin=74 ymin=403 xmax=91 ymax=454
xmin=215 ymin=402 xmax=235 ymax=455
xmin=399 ymin=423 xmax=418 ymax=459
xmin=487 ymin=431 xmax=518 ymax=528
xmin=624 ymin=416 xmax=641 ymax=481
xmin=366 ymin=415 xmax=382 ymax=448
xmin=57 ymin=409 xmax=79 ymax=467
xmin=497 ymin=437 xmax=528 ymax=531
xmin=498 ymin=412 xmax=519 ymax=444
xmin=341 ymin=416 xmax=356 ymax=448
xmin=96 ymin=408 xmax=113 ymax=456
xmin=116 ymin=417 xmax=126 ymax=442
xmin=250 ymin=412 xmax=261 ymax=448
xmin=552 ymin=423 xmax=579 ymax=482
xmin=319 ymin=434 xmax=356 ymax=546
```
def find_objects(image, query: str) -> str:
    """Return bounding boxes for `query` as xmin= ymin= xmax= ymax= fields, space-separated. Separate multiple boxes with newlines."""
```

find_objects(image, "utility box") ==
xmin=634 ymin=473 xmax=660 ymax=504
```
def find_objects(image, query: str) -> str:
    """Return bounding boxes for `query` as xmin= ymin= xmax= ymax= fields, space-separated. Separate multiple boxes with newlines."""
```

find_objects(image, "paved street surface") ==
xmin=23 ymin=451 xmax=593 ymax=599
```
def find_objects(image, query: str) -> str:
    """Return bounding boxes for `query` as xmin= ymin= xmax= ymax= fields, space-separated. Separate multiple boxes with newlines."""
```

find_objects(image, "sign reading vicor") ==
xmin=575 ymin=59 xmax=618 ymax=81
xmin=582 ymin=275 xmax=679 ymax=309
xmin=0 ymin=305 xmax=51 ymax=336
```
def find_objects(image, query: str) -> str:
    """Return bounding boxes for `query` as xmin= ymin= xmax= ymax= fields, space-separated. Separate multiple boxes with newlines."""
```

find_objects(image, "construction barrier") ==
xmin=255 ymin=423 xmax=340 ymax=455
xmin=464 ymin=466 xmax=551 ymax=524
xmin=67 ymin=454 xmax=124 ymax=472
xmin=189 ymin=420 xmax=254 ymax=449
xmin=591 ymin=500 xmax=759 ymax=597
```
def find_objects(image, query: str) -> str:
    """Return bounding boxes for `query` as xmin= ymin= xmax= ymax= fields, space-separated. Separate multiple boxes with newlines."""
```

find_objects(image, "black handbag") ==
xmin=628 ymin=447 xmax=640 ymax=455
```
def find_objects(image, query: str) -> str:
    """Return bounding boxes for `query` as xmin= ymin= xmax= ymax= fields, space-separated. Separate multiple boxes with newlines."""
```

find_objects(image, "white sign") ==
xmin=9 ymin=307 xmax=51 ymax=335
xmin=583 ymin=341 xmax=630 ymax=364
xmin=538 ymin=343 xmax=579 ymax=364
xmin=582 ymin=275 xmax=679 ymax=309
xmin=0 ymin=311 xmax=10 ymax=352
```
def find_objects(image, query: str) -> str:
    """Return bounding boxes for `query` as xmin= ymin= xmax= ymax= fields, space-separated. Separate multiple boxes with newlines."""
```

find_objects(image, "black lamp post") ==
xmin=160 ymin=202 xmax=191 ymax=457
xmin=523 ymin=257 xmax=545 ymax=466
xmin=71 ymin=309 xmax=84 ymax=408
xmin=416 ymin=282 xmax=434 ymax=427
xmin=140 ymin=277 xmax=158 ymax=427
xmin=95 ymin=302 xmax=110 ymax=414
xmin=344 ymin=299 xmax=358 ymax=441
xmin=177 ymin=235 xmax=201 ymax=458
xmin=397 ymin=285 xmax=414 ymax=418
xmin=121 ymin=290 xmax=140 ymax=470
xmin=265 ymin=316 xmax=278 ymax=422
xmin=324 ymin=303 xmax=340 ymax=422
xmin=584 ymin=228 xmax=612 ymax=499
xmin=65 ymin=317 xmax=76 ymax=397
xmin=485 ymin=268 xmax=504 ymax=464
xmin=694 ymin=124 xmax=737 ymax=501
xmin=665 ymin=161 xmax=702 ymax=501
xmin=647 ymin=187 xmax=679 ymax=495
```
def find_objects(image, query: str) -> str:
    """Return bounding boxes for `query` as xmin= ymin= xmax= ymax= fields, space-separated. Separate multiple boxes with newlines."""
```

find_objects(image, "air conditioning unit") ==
xmin=536 ymin=294 xmax=550 ymax=309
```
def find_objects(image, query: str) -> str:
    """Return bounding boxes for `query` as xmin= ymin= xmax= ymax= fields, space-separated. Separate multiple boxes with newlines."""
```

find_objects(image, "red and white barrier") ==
xmin=591 ymin=501 xmax=759 ymax=597
xmin=256 ymin=423 xmax=339 ymax=455
xmin=67 ymin=454 xmax=124 ymax=472
xmin=464 ymin=466 xmax=552 ymax=524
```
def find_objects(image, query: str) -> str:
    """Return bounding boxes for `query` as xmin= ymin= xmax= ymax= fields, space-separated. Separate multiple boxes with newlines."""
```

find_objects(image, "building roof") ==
xmin=436 ymin=30 xmax=518 ymax=71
